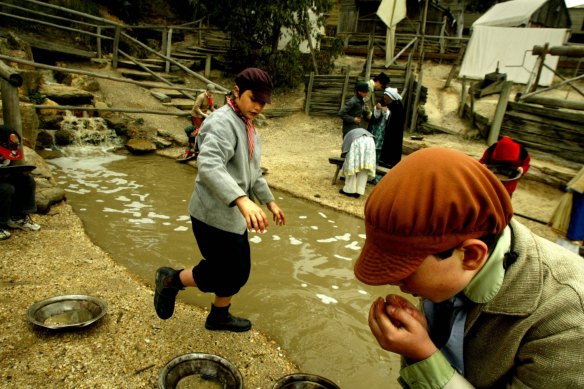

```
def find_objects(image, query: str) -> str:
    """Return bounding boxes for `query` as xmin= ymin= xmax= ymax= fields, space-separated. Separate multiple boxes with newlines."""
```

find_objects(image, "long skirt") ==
xmin=341 ymin=136 xmax=376 ymax=195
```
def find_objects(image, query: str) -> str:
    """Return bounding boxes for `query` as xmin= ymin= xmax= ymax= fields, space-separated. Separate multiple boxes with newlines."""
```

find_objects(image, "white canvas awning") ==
xmin=376 ymin=0 xmax=406 ymax=27
xmin=473 ymin=0 xmax=548 ymax=27
xmin=459 ymin=25 xmax=567 ymax=85
xmin=376 ymin=0 xmax=407 ymax=66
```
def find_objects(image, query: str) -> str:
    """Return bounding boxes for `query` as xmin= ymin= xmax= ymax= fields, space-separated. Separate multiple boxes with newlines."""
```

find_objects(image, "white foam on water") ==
xmin=96 ymin=199 xmax=104 ymax=203
xmin=176 ymin=215 xmax=190 ymax=221
xmin=332 ymin=285 xmax=339 ymax=290
xmin=115 ymin=196 xmax=131 ymax=202
xmin=328 ymin=220 xmax=336 ymax=224
xmin=272 ymin=235 xmax=281 ymax=241
xmin=318 ymin=212 xmax=328 ymax=219
xmin=289 ymin=236 xmax=302 ymax=245
xmin=102 ymin=207 xmax=132 ymax=214
xmin=358 ymin=289 xmax=369 ymax=295
xmin=162 ymin=222 xmax=171 ymax=226
xmin=334 ymin=254 xmax=353 ymax=261
xmin=249 ymin=236 xmax=262 ymax=244
xmin=335 ymin=233 xmax=351 ymax=241
xmin=316 ymin=294 xmax=338 ymax=305
xmin=124 ymin=201 xmax=151 ymax=210
xmin=316 ymin=237 xmax=337 ymax=243
xmin=173 ymin=226 xmax=189 ymax=232
xmin=358 ymin=233 xmax=366 ymax=239
xmin=129 ymin=218 xmax=155 ymax=224
xmin=131 ymin=193 xmax=150 ymax=202
xmin=97 ymin=186 xmax=129 ymax=194
xmin=298 ymin=215 xmax=307 ymax=219
xmin=310 ymin=226 xmax=318 ymax=230
xmin=65 ymin=188 xmax=91 ymax=194
xmin=147 ymin=212 xmax=170 ymax=220
xmin=301 ymin=283 xmax=307 ymax=288
xmin=345 ymin=241 xmax=361 ymax=251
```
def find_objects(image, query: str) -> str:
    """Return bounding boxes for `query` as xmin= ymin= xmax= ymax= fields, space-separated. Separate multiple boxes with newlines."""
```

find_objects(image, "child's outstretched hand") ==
xmin=235 ymin=196 xmax=269 ymax=233
xmin=267 ymin=201 xmax=286 ymax=226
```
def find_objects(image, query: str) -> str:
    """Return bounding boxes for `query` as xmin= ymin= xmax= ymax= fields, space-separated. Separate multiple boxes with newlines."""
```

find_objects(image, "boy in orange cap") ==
xmin=355 ymin=147 xmax=584 ymax=388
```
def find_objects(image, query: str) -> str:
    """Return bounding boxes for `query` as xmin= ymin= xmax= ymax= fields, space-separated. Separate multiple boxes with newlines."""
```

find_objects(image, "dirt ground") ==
xmin=1 ymin=58 xmax=579 ymax=388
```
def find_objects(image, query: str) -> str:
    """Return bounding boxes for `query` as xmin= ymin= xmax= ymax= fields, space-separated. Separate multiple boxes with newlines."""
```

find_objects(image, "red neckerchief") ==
xmin=206 ymin=92 xmax=213 ymax=110
xmin=226 ymin=97 xmax=255 ymax=160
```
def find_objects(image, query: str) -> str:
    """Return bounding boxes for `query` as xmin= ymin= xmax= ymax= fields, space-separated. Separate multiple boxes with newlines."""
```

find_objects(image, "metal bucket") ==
xmin=159 ymin=353 xmax=243 ymax=389
xmin=272 ymin=373 xmax=340 ymax=389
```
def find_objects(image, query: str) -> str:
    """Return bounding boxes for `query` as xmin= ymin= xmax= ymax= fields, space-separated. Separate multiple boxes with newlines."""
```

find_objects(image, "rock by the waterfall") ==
xmin=125 ymin=138 xmax=156 ymax=154
xmin=153 ymin=136 xmax=173 ymax=148
xmin=36 ymin=186 xmax=66 ymax=214
xmin=54 ymin=129 xmax=76 ymax=146
xmin=39 ymin=83 xmax=94 ymax=105
xmin=71 ymin=75 xmax=100 ymax=92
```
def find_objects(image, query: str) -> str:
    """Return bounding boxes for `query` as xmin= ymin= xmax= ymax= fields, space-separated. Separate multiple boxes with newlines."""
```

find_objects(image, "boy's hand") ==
xmin=368 ymin=296 xmax=437 ymax=362
xmin=235 ymin=196 xmax=269 ymax=233
xmin=266 ymin=201 xmax=286 ymax=226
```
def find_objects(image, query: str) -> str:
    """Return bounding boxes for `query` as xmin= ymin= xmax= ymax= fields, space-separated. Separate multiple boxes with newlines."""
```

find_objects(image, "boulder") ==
xmin=125 ymin=138 xmax=156 ymax=154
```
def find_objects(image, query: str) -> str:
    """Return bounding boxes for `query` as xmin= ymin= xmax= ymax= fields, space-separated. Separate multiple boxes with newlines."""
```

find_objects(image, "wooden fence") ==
xmin=500 ymin=101 xmax=584 ymax=164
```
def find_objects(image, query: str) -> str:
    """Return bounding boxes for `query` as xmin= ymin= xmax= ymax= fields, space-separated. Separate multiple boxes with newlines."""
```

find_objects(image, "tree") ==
xmin=187 ymin=0 xmax=337 ymax=87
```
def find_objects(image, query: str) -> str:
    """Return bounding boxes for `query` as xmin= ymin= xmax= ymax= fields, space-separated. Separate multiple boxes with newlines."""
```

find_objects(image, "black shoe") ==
xmin=205 ymin=304 xmax=252 ymax=332
xmin=339 ymin=189 xmax=360 ymax=199
xmin=154 ymin=267 xmax=183 ymax=320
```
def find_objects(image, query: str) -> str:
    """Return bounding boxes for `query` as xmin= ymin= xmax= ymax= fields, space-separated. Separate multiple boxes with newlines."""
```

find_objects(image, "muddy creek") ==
xmin=48 ymin=148 xmax=411 ymax=388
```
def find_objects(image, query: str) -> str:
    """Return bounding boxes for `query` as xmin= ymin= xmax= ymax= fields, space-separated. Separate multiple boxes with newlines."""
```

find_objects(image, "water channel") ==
xmin=47 ymin=147 xmax=411 ymax=388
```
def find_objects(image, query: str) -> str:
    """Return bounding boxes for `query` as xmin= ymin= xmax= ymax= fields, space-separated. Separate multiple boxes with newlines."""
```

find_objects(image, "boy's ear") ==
xmin=459 ymin=239 xmax=489 ymax=271
xmin=233 ymin=85 xmax=240 ymax=99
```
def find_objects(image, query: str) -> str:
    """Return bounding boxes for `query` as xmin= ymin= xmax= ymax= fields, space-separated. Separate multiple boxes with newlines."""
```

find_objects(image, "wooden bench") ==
xmin=329 ymin=156 xmax=390 ymax=184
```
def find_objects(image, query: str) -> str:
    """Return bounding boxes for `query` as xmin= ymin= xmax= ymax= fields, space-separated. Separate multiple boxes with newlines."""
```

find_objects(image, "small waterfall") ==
xmin=59 ymin=110 xmax=123 ymax=150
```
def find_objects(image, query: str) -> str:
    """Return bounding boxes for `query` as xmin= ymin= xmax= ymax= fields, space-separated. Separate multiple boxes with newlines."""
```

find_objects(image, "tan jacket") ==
xmin=190 ymin=91 xmax=214 ymax=119
xmin=462 ymin=220 xmax=584 ymax=387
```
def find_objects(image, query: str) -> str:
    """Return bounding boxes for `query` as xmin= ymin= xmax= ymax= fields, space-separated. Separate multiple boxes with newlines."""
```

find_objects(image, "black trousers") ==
xmin=190 ymin=216 xmax=251 ymax=297
xmin=0 ymin=173 xmax=36 ymax=226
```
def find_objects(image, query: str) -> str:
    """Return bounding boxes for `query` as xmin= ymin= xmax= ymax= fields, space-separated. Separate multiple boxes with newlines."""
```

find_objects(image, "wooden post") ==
xmin=306 ymin=19 xmax=319 ymax=75
xmin=0 ymin=61 xmax=23 ymax=87
xmin=112 ymin=26 xmax=121 ymax=69
xmin=340 ymin=66 xmax=351 ymax=109
xmin=487 ymin=81 xmax=513 ymax=146
xmin=1 ymin=80 xmax=23 ymax=135
xmin=459 ymin=76 xmax=467 ymax=117
xmin=529 ymin=43 xmax=548 ymax=93
xmin=408 ymin=69 xmax=423 ymax=133
xmin=305 ymin=72 xmax=315 ymax=115
xmin=204 ymin=54 xmax=211 ymax=78
xmin=165 ymin=28 xmax=173 ymax=74
xmin=439 ymin=16 xmax=447 ymax=54
xmin=96 ymin=26 xmax=102 ymax=59
xmin=161 ymin=28 xmax=168 ymax=72
xmin=365 ymin=34 xmax=373 ymax=81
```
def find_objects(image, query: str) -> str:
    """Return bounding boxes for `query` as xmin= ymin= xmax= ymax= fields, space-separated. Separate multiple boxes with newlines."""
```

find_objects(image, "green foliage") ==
xmin=28 ymin=89 xmax=46 ymax=104
xmin=183 ymin=0 xmax=336 ymax=88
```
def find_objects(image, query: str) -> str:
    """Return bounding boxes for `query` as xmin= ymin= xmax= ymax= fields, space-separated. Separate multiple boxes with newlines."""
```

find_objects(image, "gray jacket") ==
xmin=188 ymin=105 xmax=275 ymax=234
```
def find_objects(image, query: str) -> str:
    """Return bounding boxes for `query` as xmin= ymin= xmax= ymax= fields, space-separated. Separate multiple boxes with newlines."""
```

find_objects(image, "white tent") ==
xmin=459 ymin=0 xmax=568 ymax=86
xmin=473 ymin=0 xmax=549 ymax=27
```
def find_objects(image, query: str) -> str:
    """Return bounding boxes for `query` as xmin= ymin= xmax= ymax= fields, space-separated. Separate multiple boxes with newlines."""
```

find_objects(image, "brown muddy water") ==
xmin=48 ymin=147 xmax=412 ymax=389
